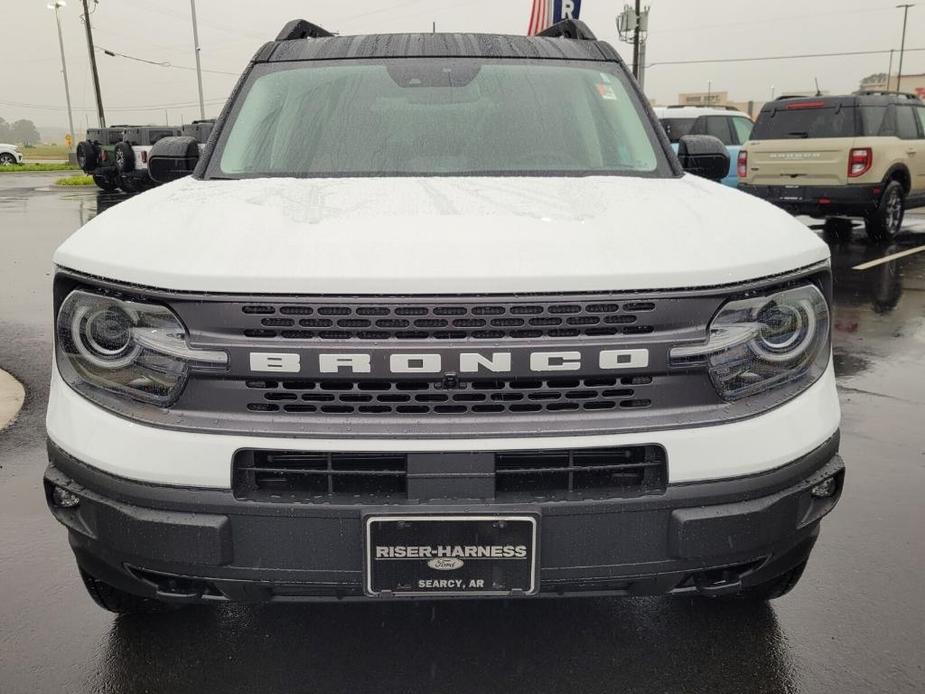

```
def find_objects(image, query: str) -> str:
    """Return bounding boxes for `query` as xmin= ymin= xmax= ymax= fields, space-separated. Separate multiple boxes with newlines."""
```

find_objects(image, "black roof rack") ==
xmin=853 ymin=89 xmax=920 ymax=100
xmin=535 ymin=19 xmax=597 ymax=40
xmin=263 ymin=29 xmax=619 ymax=63
xmin=275 ymin=19 xmax=334 ymax=42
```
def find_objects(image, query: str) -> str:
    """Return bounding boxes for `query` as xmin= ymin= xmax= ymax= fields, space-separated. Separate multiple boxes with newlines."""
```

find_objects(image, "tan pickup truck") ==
xmin=739 ymin=91 xmax=925 ymax=241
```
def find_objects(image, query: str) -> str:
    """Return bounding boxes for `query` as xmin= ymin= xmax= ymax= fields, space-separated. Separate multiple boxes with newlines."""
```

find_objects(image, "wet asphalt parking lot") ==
xmin=0 ymin=172 xmax=923 ymax=694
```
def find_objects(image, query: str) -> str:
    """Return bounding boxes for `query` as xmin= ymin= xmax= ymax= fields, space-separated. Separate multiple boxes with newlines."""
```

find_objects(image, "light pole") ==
xmin=896 ymin=4 xmax=915 ymax=92
xmin=190 ymin=0 xmax=206 ymax=120
xmin=80 ymin=0 xmax=105 ymax=127
xmin=48 ymin=1 xmax=76 ymax=155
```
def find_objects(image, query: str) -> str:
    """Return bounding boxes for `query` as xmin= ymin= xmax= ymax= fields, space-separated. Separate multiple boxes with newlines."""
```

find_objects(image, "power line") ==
xmin=96 ymin=46 xmax=239 ymax=76
xmin=648 ymin=47 xmax=925 ymax=68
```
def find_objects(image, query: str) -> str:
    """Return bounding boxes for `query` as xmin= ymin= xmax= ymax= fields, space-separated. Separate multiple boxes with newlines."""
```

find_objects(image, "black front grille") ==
xmin=166 ymin=288 xmax=727 ymax=435
xmin=236 ymin=298 xmax=658 ymax=341
xmin=244 ymin=375 xmax=655 ymax=416
xmin=232 ymin=446 xmax=667 ymax=503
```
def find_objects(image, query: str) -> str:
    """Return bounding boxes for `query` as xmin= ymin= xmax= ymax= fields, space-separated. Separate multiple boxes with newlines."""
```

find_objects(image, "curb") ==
xmin=0 ymin=369 xmax=26 ymax=432
xmin=0 ymin=169 xmax=81 ymax=174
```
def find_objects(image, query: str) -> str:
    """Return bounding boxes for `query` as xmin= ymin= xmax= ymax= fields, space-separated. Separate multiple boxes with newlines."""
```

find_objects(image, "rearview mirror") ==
xmin=677 ymin=135 xmax=730 ymax=182
xmin=148 ymin=136 xmax=200 ymax=184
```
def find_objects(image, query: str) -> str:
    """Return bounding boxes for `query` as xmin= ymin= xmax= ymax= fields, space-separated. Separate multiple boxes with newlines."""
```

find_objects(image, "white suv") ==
xmin=0 ymin=143 xmax=24 ymax=166
xmin=44 ymin=19 xmax=842 ymax=613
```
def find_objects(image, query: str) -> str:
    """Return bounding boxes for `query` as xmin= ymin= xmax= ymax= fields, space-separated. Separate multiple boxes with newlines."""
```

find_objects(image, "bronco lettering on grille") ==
xmin=248 ymin=349 xmax=650 ymax=375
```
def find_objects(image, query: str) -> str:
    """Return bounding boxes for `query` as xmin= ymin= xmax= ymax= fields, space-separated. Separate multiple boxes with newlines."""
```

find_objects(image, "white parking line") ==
xmin=852 ymin=244 xmax=925 ymax=270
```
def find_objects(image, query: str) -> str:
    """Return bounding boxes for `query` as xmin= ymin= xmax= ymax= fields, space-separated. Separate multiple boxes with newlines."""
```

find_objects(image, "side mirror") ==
xmin=148 ymin=136 xmax=200 ymax=184
xmin=677 ymin=135 xmax=730 ymax=182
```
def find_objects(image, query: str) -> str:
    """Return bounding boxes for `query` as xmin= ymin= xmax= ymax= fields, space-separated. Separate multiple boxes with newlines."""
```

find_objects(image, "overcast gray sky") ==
xmin=1 ymin=0 xmax=921 ymax=132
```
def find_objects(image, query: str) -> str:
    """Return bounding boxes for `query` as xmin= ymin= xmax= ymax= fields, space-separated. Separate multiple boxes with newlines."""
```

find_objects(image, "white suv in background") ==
xmin=0 ymin=143 xmax=24 ymax=166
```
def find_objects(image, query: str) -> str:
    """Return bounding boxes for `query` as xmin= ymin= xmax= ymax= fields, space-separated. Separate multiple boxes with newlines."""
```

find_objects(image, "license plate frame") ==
xmin=364 ymin=515 xmax=539 ymax=598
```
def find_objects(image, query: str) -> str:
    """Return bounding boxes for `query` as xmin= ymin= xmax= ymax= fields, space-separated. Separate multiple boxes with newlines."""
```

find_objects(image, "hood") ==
xmin=54 ymin=175 xmax=830 ymax=294
xmin=0 ymin=143 xmax=18 ymax=149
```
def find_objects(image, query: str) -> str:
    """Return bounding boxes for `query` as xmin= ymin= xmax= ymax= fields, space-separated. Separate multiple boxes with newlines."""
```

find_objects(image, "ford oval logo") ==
xmin=427 ymin=557 xmax=464 ymax=571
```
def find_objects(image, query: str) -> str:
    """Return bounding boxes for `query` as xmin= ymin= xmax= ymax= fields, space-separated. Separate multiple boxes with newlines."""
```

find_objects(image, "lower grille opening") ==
xmin=233 ymin=451 xmax=406 ymax=502
xmin=232 ymin=446 xmax=667 ymax=503
xmin=495 ymin=446 xmax=666 ymax=498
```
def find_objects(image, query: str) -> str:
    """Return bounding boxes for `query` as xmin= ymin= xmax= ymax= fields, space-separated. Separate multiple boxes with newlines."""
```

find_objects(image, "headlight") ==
xmin=670 ymin=284 xmax=830 ymax=401
xmin=56 ymin=289 xmax=227 ymax=406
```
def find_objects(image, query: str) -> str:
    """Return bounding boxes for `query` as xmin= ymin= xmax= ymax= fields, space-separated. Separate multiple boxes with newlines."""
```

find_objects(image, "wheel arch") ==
xmin=883 ymin=164 xmax=911 ymax=193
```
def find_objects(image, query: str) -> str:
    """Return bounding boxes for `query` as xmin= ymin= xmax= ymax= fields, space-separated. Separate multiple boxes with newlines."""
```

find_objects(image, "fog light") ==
xmin=52 ymin=486 xmax=80 ymax=508
xmin=810 ymin=477 xmax=837 ymax=499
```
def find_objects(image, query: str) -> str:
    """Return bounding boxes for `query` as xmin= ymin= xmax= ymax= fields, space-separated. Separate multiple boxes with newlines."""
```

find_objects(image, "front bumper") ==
xmin=45 ymin=434 xmax=844 ymax=602
xmin=739 ymin=182 xmax=881 ymax=217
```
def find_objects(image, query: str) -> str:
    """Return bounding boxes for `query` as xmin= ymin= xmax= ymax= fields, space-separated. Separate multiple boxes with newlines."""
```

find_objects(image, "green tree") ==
xmin=0 ymin=117 xmax=11 ymax=142
xmin=9 ymin=119 xmax=41 ymax=146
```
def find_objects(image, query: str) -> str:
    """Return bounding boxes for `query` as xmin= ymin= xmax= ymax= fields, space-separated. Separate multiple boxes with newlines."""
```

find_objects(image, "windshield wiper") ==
xmin=787 ymin=131 xmax=810 ymax=138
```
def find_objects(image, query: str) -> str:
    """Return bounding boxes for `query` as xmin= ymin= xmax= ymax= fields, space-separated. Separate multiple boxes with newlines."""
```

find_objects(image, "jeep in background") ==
xmin=76 ymin=126 xmax=133 ymax=192
xmin=113 ymin=126 xmax=181 ymax=192
xmin=653 ymin=106 xmax=754 ymax=187
xmin=77 ymin=123 xmax=212 ymax=193
xmin=738 ymin=91 xmax=925 ymax=241
xmin=180 ymin=119 xmax=216 ymax=144
xmin=45 ymin=19 xmax=843 ymax=613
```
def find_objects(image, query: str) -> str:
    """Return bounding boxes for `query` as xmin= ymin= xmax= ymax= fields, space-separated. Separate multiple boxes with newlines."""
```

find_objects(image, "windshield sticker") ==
xmin=596 ymin=83 xmax=617 ymax=100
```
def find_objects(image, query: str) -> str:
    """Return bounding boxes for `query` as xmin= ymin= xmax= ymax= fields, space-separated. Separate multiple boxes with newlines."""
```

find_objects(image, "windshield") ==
xmin=752 ymin=103 xmax=858 ymax=139
xmin=208 ymin=59 xmax=670 ymax=178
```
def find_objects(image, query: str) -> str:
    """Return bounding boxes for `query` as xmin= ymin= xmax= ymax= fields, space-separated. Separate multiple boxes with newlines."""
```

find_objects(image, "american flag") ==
xmin=527 ymin=0 xmax=553 ymax=35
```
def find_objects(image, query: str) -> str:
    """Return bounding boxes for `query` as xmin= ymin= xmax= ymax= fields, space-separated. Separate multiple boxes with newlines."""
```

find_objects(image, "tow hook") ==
xmin=692 ymin=566 xmax=751 ymax=597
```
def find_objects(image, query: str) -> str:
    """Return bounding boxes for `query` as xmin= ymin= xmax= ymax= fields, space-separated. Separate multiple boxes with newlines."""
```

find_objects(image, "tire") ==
xmin=0 ymin=152 xmax=17 ymax=166
xmin=119 ymin=173 xmax=138 ymax=193
xmin=822 ymin=217 xmax=853 ymax=243
xmin=92 ymin=173 xmax=119 ymax=192
xmin=79 ymin=569 xmax=179 ymax=615
xmin=865 ymin=181 xmax=905 ymax=242
xmin=113 ymin=142 xmax=135 ymax=174
xmin=76 ymin=141 xmax=98 ymax=172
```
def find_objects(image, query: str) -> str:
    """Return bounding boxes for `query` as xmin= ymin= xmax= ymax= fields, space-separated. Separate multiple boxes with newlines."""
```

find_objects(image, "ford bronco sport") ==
xmin=739 ymin=91 xmax=925 ymax=241
xmin=44 ymin=19 xmax=843 ymax=612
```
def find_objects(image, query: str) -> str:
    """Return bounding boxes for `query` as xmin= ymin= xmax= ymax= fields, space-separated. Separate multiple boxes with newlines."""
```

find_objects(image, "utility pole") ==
xmin=888 ymin=49 xmax=896 ymax=90
xmin=897 ymin=4 xmax=915 ymax=92
xmin=190 ymin=0 xmax=206 ymax=120
xmin=637 ymin=33 xmax=647 ymax=91
xmin=80 ymin=0 xmax=105 ymax=127
xmin=632 ymin=0 xmax=641 ymax=78
xmin=618 ymin=3 xmax=650 ymax=88
xmin=49 ymin=1 xmax=76 ymax=155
